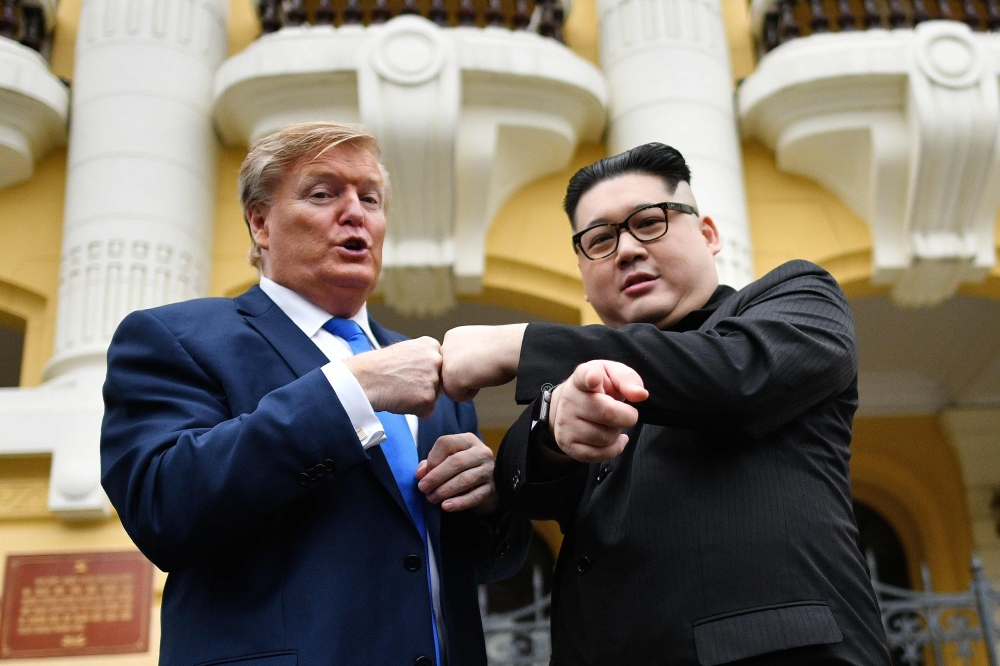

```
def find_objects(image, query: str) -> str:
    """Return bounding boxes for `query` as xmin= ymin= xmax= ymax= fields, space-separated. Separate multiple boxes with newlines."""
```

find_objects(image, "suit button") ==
xmin=577 ymin=556 xmax=592 ymax=574
xmin=306 ymin=469 xmax=318 ymax=481
xmin=404 ymin=554 xmax=423 ymax=572
xmin=298 ymin=473 xmax=310 ymax=486
xmin=323 ymin=458 xmax=336 ymax=470
xmin=511 ymin=469 xmax=521 ymax=490
xmin=415 ymin=657 xmax=433 ymax=666
xmin=596 ymin=466 xmax=610 ymax=483
xmin=313 ymin=464 xmax=326 ymax=477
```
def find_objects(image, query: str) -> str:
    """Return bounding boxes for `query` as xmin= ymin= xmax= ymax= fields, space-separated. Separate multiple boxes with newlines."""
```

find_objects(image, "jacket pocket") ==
xmin=196 ymin=651 xmax=296 ymax=666
xmin=691 ymin=601 xmax=842 ymax=666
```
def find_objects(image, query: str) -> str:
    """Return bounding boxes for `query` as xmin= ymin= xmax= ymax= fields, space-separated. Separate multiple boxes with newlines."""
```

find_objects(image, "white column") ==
xmin=0 ymin=0 xmax=228 ymax=518
xmin=45 ymin=0 xmax=228 ymax=380
xmin=598 ymin=0 xmax=754 ymax=287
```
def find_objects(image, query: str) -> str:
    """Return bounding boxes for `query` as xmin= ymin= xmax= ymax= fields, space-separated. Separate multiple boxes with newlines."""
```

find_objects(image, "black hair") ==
xmin=563 ymin=143 xmax=691 ymax=228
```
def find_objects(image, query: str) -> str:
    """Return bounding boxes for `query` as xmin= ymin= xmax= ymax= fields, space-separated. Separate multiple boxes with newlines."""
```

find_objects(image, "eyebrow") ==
xmin=299 ymin=170 xmax=384 ymax=194
xmin=580 ymin=202 xmax=660 ymax=231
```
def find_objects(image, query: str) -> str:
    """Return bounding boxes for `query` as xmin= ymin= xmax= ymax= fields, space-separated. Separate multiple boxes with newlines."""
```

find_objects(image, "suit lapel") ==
xmin=236 ymin=287 xmax=413 ymax=523
xmin=236 ymin=286 xmax=329 ymax=378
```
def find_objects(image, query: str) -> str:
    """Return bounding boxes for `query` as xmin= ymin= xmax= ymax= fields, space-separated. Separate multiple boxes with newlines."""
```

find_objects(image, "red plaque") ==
xmin=0 ymin=551 xmax=153 ymax=659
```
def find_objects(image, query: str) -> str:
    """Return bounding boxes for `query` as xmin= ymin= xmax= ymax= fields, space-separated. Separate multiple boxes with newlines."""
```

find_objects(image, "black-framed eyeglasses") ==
xmin=571 ymin=201 xmax=699 ymax=260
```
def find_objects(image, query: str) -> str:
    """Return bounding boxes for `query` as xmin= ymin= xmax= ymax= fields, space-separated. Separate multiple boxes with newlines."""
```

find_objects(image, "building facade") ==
xmin=0 ymin=0 xmax=999 ymax=662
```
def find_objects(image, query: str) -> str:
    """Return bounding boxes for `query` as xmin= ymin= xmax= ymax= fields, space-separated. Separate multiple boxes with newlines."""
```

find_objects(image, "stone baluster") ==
xmin=836 ymin=0 xmax=857 ymax=29
xmin=809 ymin=0 xmax=830 ymax=32
xmin=763 ymin=11 xmax=781 ymax=51
xmin=286 ymin=0 xmax=307 ymax=25
xmin=485 ymin=0 xmax=506 ymax=26
xmin=0 ymin=0 xmax=20 ymax=40
xmin=511 ymin=0 xmax=531 ymax=28
xmin=457 ymin=0 xmax=477 ymax=25
xmin=863 ymin=0 xmax=883 ymax=26
xmin=887 ymin=0 xmax=908 ymax=26
xmin=399 ymin=0 xmax=421 ymax=16
xmin=936 ymin=0 xmax=952 ymax=19
xmin=912 ymin=0 xmax=931 ymax=23
xmin=314 ymin=0 xmax=335 ymax=24
xmin=778 ymin=0 xmax=800 ymax=42
xmin=428 ymin=0 xmax=449 ymax=25
xmin=19 ymin=4 xmax=42 ymax=51
xmin=963 ymin=0 xmax=981 ymax=27
xmin=987 ymin=0 xmax=1000 ymax=29
xmin=539 ymin=0 xmax=558 ymax=35
xmin=342 ymin=0 xmax=363 ymax=24
xmin=260 ymin=0 xmax=282 ymax=32
xmin=552 ymin=0 xmax=565 ymax=41
xmin=372 ymin=0 xmax=392 ymax=23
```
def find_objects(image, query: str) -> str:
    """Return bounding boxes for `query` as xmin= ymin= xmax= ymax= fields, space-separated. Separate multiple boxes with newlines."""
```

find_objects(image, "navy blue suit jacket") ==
xmin=101 ymin=286 xmax=531 ymax=666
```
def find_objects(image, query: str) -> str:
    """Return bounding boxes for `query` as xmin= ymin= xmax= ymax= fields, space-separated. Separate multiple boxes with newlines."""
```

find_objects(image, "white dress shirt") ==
xmin=258 ymin=276 xmax=445 ymax=651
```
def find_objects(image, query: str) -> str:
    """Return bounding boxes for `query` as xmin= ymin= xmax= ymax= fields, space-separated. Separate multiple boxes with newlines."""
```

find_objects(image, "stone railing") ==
xmin=255 ymin=0 xmax=565 ymax=41
xmin=480 ymin=566 xmax=551 ymax=666
xmin=0 ymin=0 xmax=57 ymax=59
xmin=754 ymin=0 xmax=1000 ymax=53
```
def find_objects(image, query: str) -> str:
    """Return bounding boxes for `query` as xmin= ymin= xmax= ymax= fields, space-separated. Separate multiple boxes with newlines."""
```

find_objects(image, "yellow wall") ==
xmin=0 ymin=150 xmax=66 ymax=386
xmin=852 ymin=416 xmax=975 ymax=592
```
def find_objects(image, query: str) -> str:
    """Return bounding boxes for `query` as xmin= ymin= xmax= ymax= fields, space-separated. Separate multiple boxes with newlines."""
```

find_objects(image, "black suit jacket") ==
xmin=495 ymin=260 xmax=891 ymax=666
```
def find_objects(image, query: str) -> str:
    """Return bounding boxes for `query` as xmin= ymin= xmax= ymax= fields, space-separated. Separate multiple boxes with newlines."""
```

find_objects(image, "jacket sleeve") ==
xmin=444 ymin=399 xmax=534 ymax=584
xmin=515 ymin=267 xmax=857 ymax=438
xmin=494 ymin=403 xmax=589 ymax=533
xmin=100 ymin=309 xmax=371 ymax=572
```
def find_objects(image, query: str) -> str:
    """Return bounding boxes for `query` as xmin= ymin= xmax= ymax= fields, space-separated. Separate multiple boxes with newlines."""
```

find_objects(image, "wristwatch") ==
xmin=530 ymin=384 xmax=561 ymax=452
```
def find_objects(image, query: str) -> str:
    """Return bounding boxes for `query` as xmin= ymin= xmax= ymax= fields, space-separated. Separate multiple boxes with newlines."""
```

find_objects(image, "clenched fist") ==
xmin=441 ymin=324 xmax=527 ymax=402
xmin=549 ymin=360 xmax=649 ymax=463
xmin=343 ymin=337 xmax=442 ymax=418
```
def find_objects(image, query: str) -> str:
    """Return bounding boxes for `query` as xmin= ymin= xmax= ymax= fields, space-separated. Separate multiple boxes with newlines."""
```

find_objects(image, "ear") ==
xmin=699 ymin=215 xmax=723 ymax=256
xmin=247 ymin=203 xmax=271 ymax=251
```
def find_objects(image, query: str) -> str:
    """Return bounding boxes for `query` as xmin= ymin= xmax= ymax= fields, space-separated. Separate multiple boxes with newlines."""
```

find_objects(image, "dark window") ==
xmin=0 ymin=312 xmax=25 ymax=387
xmin=854 ymin=500 xmax=911 ymax=589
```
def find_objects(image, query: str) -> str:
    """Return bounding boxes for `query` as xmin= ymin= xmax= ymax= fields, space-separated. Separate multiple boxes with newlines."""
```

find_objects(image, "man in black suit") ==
xmin=440 ymin=143 xmax=891 ymax=665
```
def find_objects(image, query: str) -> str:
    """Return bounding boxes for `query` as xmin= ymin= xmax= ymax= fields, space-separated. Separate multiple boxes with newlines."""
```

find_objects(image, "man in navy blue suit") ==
xmin=100 ymin=122 xmax=531 ymax=666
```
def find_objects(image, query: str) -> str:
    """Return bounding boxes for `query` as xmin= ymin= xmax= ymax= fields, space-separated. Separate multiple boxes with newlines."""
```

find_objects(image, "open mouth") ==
xmin=341 ymin=238 xmax=367 ymax=252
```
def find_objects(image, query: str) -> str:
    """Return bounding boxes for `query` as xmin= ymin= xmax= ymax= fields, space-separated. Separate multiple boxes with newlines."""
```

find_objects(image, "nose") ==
xmin=336 ymin=189 xmax=366 ymax=227
xmin=615 ymin=229 xmax=648 ymax=268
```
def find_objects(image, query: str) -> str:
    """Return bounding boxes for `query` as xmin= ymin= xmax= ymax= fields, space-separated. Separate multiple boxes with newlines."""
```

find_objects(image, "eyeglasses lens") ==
xmin=580 ymin=208 xmax=668 ymax=258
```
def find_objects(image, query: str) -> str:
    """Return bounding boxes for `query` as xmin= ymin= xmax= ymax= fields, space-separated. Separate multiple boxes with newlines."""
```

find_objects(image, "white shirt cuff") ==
xmin=321 ymin=360 xmax=386 ymax=450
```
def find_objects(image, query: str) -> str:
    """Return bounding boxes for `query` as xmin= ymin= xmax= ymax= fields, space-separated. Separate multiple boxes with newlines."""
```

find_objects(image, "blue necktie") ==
xmin=322 ymin=318 xmax=441 ymax=666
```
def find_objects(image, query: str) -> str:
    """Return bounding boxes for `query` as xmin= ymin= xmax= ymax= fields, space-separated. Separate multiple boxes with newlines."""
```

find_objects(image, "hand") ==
xmin=416 ymin=433 xmax=499 ymax=515
xmin=441 ymin=324 xmax=528 ymax=402
xmin=549 ymin=360 xmax=649 ymax=463
xmin=343 ymin=337 xmax=442 ymax=418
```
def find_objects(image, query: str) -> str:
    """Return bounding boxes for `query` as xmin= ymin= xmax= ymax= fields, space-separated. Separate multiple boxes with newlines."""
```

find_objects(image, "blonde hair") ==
xmin=238 ymin=122 xmax=388 ymax=271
